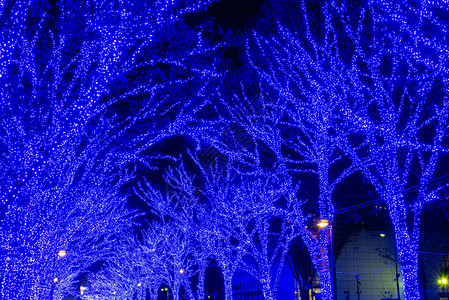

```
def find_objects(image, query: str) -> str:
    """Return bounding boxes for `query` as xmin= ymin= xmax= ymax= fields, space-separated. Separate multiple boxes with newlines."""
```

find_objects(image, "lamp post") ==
xmin=382 ymin=233 xmax=401 ymax=300
xmin=179 ymin=269 xmax=187 ymax=300
xmin=49 ymin=250 xmax=67 ymax=300
xmin=137 ymin=282 xmax=143 ymax=299
xmin=355 ymin=275 xmax=361 ymax=300
xmin=161 ymin=287 xmax=169 ymax=299
xmin=317 ymin=219 xmax=336 ymax=299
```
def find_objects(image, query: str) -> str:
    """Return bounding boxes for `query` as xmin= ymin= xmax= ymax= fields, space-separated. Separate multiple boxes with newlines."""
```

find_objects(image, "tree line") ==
xmin=0 ymin=0 xmax=448 ymax=299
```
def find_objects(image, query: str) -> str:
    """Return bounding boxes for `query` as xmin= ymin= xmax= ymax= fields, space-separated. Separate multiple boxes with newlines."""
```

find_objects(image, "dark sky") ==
xmin=207 ymin=0 xmax=265 ymax=30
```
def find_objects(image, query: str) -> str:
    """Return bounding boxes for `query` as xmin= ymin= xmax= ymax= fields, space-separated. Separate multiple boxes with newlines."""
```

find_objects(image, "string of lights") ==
xmin=335 ymin=173 xmax=449 ymax=214
xmin=335 ymin=0 xmax=449 ymax=296
xmin=0 ymin=0 xmax=220 ymax=298
xmin=421 ymin=256 xmax=449 ymax=266
xmin=1 ymin=0 xmax=447 ymax=298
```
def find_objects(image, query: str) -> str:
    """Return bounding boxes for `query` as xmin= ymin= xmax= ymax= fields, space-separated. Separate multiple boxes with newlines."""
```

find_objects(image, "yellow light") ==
xmin=380 ymin=233 xmax=386 ymax=238
xmin=58 ymin=250 xmax=67 ymax=258
xmin=161 ymin=289 xmax=164 ymax=291
xmin=317 ymin=219 xmax=329 ymax=228
xmin=443 ymin=278 xmax=447 ymax=284
xmin=137 ymin=282 xmax=141 ymax=287
xmin=179 ymin=268 xmax=185 ymax=274
xmin=53 ymin=277 xmax=58 ymax=283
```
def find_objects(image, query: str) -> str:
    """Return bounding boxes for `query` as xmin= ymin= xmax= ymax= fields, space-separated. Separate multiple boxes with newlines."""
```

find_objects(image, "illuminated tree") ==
xmin=141 ymin=162 xmax=250 ymax=300
xmin=242 ymin=0 xmax=448 ymax=299
xmin=335 ymin=1 xmax=449 ymax=299
xmin=199 ymin=165 xmax=248 ymax=300
xmin=0 ymin=117 xmax=136 ymax=300
xmin=207 ymin=1 xmax=449 ymax=299
xmin=89 ymin=223 xmax=193 ymax=300
xmin=159 ymin=222 xmax=200 ymax=300
xmin=87 ymin=229 xmax=165 ymax=300
xmin=240 ymin=25 xmax=355 ymax=299
xmin=202 ymin=10 xmax=356 ymax=300
xmin=136 ymin=167 xmax=206 ymax=300
xmin=191 ymin=160 xmax=303 ymax=300
xmin=229 ymin=171 xmax=298 ymax=300
xmin=159 ymin=166 xmax=215 ymax=300
xmin=0 ymin=0 xmax=220 ymax=298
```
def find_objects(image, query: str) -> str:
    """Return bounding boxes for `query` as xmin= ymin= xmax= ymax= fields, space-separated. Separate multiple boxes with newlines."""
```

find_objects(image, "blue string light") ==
xmin=2 ymin=0 xmax=447 ymax=299
xmin=210 ymin=1 xmax=448 ymax=300
xmin=0 ymin=0 xmax=219 ymax=298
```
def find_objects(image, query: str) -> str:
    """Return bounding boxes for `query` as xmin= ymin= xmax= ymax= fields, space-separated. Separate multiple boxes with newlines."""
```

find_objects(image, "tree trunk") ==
xmin=173 ymin=283 xmax=181 ymax=300
xmin=197 ymin=266 xmax=206 ymax=300
xmin=311 ymin=247 xmax=333 ymax=300
xmin=388 ymin=194 xmax=420 ymax=300
xmin=224 ymin=275 xmax=233 ymax=300
xmin=394 ymin=230 xmax=420 ymax=300
xmin=184 ymin=280 xmax=195 ymax=300
xmin=261 ymin=281 xmax=274 ymax=300
xmin=300 ymin=287 xmax=309 ymax=300
xmin=316 ymin=268 xmax=333 ymax=300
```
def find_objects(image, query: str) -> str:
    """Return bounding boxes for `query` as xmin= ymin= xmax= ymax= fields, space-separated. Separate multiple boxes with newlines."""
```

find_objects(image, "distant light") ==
xmin=80 ymin=286 xmax=87 ymax=295
xmin=53 ymin=277 xmax=58 ymax=283
xmin=58 ymin=250 xmax=67 ymax=258
xmin=443 ymin=278 xmax=448 ymax=284
xmin=161 ymin=289 xmax=164 ymax=291
xmin=317 ymin=219 xmax=329 ymax=228
xmin=380 ymin=233 xmax=386 ymax=238
xmin=137 ymin=282 xmax=141 ymax=287
xmin=439 ymin=279 xmax=442 ymax=284
xmin=179 ymin=268 xmax=185 ymax=274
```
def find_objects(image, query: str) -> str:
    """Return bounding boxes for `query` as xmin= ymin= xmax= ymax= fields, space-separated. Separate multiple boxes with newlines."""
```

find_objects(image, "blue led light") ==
xmin=0 ymin=0 xmax=218 ymax=298
xmin=2 ymin=0 xmax=447 ymax=299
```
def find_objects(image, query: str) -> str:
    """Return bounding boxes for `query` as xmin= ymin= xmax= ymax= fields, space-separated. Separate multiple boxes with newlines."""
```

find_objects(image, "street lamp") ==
xmin=317 ymin=219 xmax=329 ymax=228
xmin=50 ymin=250 xmax=67 ymax=300
xmin=137 ymin=282 xmax=143 ymax=299
xmin=57 ymin=250 xmax=67 ymax=258
xmin=80 ymin=285 xmax=88 ymax=296
xmin=439 ymin=277 xmax=448 ymax=297
xmin=161 ymin=287 xmax=169 ymax=299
